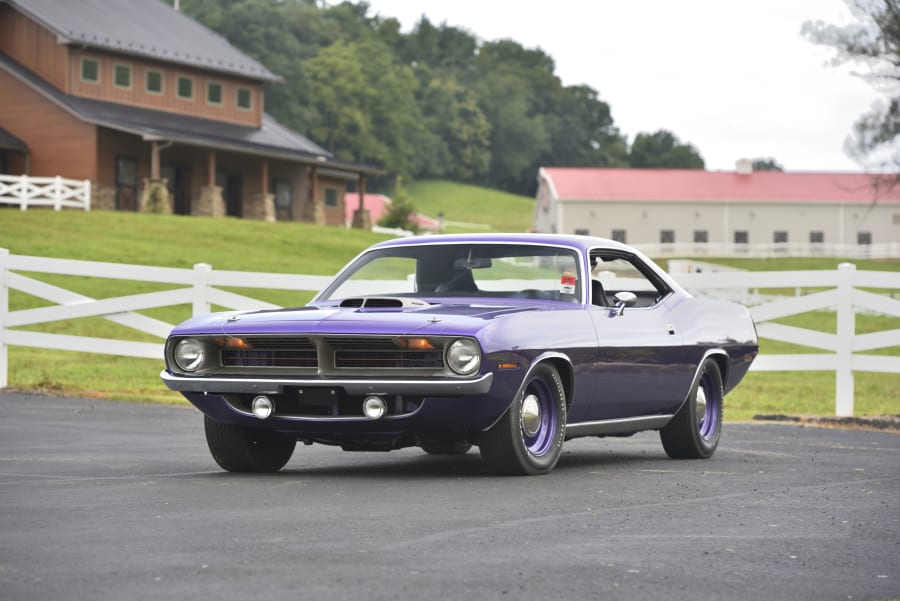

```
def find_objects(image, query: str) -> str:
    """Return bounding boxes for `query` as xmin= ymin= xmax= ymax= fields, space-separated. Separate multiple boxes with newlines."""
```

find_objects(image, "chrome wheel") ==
xmin=521 ymin=394 xmax=542 ymax=438
xmin=479 ymin=363 xmax=567 ymax=475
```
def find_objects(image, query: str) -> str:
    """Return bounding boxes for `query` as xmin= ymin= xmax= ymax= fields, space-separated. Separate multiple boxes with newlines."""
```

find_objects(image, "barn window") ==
xmin=694 ymin=230 xmax=708 ymax=243
xmin=177 ymin=76 xmax=194 ymax=100
xmin=81 ymin=58 xmax=99 ymax=83
xmin=611 ymin=229 xmax=626 ymax=243
xmin=324 ymin=187 xmax=339 ymax=208
xmin=660 ymin=230 xmax=675 ymax=244
xmin=146 ymin=70 xmax=163 ymax=94
xmin=809 ymin=231 xmax=824 ymax=244
xmin=207 ymin=81 xmax=223 ymax=105
xmin=113 ymin=64 xmax=131 ymax=89
xmin=237 ymin=87 xmax=253 ymax=110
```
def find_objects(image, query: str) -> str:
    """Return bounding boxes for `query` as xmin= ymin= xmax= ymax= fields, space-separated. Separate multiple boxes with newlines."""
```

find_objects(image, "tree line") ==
xmin=174 ymin=0 xmax=706 ymax=193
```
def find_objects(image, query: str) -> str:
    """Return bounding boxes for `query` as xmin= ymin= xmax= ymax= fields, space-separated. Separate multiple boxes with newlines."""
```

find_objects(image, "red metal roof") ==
xmin=540 ymin=167 xmax=900 ymax=204
xmin=345 ymin=193 xmax=392 ymax=224
xmin=343 ymin=193 xmax=440 ymax=230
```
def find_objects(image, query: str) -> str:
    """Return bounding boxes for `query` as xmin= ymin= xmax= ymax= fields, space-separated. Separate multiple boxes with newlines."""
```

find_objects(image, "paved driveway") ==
xmin=1 ymin=393 xmax=898 ymax=601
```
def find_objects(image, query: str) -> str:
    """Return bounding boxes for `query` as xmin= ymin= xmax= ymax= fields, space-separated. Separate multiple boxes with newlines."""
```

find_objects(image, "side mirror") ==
xmin=613 ymin=291 xmax=637 ymax=316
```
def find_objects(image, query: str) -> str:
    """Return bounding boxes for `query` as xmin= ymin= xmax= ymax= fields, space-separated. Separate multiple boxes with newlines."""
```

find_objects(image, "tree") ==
xmin=752 ymin=158 xmax=784 ymax=171
xmin=377 ymin=176 xmax=419 ymax=232
xmin=629 ymin=130 xmax=705 ymax=169
xmin=803 ymin=1 xmax=900 ymax=180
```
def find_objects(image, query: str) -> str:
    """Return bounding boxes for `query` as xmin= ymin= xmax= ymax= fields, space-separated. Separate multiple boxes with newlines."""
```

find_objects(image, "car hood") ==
xmin=170 ymin=301 xmax=542 ymax=338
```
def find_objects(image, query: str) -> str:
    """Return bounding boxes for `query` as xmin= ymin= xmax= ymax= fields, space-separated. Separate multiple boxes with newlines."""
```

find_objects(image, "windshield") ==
xmin=317 ymin=243 xmax=583 ymax=303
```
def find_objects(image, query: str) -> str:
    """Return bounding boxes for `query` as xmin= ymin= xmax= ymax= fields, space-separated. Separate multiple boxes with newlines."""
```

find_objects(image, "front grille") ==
xmin=213 ymin=335 xmax=447 ymax=372
xmin=334 ymin=349 xmax=443 ymax=369
xmin=326 ymin=336 xmax=444 ymax=369
xmin=222 ymin=337 xmax=316 ymax=368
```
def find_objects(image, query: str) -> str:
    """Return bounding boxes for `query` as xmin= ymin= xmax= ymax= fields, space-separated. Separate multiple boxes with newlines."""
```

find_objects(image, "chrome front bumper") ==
xmin=160 ymin=370 xmax=494 ymax=396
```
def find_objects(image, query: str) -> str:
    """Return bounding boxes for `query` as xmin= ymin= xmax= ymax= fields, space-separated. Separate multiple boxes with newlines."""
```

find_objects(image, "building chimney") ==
xmin=735 ymin=158 xmax=753 ymax=175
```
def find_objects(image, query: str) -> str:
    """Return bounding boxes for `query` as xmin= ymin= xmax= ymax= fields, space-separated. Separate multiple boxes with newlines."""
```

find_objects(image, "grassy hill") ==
xmin=1 ymin=185 xmax=897 ymax=418
xmin=406 ymin=180 xmax=534 ymax=232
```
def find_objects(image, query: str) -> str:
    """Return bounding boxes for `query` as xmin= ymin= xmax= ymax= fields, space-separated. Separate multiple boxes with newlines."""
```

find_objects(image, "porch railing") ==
xmin=0 ymin=174 xmax=91 ymax=211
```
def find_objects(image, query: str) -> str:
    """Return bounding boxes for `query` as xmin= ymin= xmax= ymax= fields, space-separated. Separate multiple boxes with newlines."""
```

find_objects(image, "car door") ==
xmin=584 ymin=250 xmax=689 ymax=420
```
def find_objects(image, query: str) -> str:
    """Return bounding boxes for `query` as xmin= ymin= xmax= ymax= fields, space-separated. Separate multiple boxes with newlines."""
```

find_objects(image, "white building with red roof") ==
xmin=534 ymin=163 xmax=900 ymax=254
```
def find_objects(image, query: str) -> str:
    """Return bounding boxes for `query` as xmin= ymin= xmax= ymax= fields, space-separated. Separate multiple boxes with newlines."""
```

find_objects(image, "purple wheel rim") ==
xmin=697 ymin=372 xmax=721 ymax=441
xmin=520 ymin=377 xmax=557 ymax=456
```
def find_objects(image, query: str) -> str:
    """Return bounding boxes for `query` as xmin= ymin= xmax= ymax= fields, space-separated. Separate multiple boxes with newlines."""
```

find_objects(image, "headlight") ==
xmin=446 ymin=339 xmax=481 ymax=375
xmin=173 ymin=338 xmax=206 ymax=372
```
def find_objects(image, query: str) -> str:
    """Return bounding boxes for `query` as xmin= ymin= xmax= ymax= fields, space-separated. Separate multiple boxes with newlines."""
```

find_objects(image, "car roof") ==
xmin=369 ymin=233 xmax=633 ymax=254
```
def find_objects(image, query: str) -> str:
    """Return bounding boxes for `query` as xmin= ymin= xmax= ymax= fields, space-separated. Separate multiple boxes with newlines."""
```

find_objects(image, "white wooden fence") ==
xmin=674 ymin=263 xmax=900 ymax=416
xmin=1 ymin=249 xmax=898 ymax=416
xmin=0 ymin=174 xmax=91 ymax=211
xmin=636 ymin=241 xmax=900 ymax=260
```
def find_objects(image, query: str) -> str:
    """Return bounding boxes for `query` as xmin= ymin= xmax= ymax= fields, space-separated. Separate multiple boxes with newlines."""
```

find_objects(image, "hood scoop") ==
xmin=340 ymin=297 xmax=433 ymax=310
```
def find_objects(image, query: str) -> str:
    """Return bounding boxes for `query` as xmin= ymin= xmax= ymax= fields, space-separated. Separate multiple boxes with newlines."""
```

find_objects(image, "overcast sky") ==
xmin=367 ymin=0 xmax=894 ymax=173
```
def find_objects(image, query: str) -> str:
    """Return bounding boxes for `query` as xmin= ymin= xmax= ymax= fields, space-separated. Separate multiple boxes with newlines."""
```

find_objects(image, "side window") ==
xmin=589 ymin=252 xmax=669 ymax=308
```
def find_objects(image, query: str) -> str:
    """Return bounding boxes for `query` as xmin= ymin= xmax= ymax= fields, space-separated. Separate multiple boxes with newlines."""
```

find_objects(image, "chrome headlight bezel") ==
xmin=445 ymin=338 xmax=482 ymax=376
xmin=172 ymin=338 xmax=208 ymax=373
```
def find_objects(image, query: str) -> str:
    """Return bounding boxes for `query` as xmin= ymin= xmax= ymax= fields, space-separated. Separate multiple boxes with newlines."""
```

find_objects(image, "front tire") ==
xmin=479 ymin=363 xmax=567 ymax=475
xmin=660 ymin=358 xmax=723 ymax=459
xmin=204 ymin=415 xmax=296 ymax=472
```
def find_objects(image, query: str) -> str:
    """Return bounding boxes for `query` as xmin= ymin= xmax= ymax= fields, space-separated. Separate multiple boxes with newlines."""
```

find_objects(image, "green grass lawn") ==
xmin=1 ymin=192 xmax=898 ymax=421
xmin=406 ymin=179 xmax=534 ymax=232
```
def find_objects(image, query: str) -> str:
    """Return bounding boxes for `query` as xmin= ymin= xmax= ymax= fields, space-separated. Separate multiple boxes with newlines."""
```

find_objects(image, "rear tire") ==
xmin=479 ymin=363 xmax=567 ymax=475
xmin=204 ymin=415 xmax=296 ymax=472
xmin=660 ymin=358 xmax=723 ymax=459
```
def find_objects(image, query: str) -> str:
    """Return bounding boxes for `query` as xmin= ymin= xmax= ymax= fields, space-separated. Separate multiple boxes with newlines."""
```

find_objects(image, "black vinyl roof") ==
xmin=3 ymin=0 xmax=281 ymax=82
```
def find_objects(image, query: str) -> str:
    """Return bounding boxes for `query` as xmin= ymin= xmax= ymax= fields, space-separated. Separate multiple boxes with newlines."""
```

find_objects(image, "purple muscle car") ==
xmin=161 ymin=234 xmax=758 ymax=475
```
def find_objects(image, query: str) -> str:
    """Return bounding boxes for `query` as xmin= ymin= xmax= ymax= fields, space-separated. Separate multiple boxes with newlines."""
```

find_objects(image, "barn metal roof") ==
xmin=3 ymin=0 xmax=281 ymax=82
xmin=539 ymin=167 xmax=900 ymax=204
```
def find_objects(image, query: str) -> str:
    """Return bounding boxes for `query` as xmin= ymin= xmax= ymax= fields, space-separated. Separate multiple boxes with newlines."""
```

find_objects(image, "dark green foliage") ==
xmin=169 ymin=0 xmax=705 ymax=193
xmin=629 ymin=130 xmax=705 ymax=169
xmin=752 ymin=158 xmax=784 ymax=171
xmin=377 ymin=176 xmax=419 ymax=233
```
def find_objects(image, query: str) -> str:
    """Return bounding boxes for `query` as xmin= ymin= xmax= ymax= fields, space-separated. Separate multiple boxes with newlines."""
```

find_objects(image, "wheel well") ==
xmin=709 ymin=352 xmax=728 ymax=386
xmin=543 ymin=357 xmax=574 ymax=407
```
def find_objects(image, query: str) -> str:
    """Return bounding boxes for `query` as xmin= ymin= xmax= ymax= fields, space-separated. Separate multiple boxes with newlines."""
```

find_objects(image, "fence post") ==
xmin=19 ymin=174 xmax=28 ymax=211
xmin=192 ymin=263 xmax=212 ymax=316
xmin=84 ymin=180 xmax=92 ymax=211
xmin=0 ymin=249 xmax=9 ymax=388
xmin=53 ymin=175 xmax=62 ymax=211
xmin=835 ymin=262 xmax=856 ymax=416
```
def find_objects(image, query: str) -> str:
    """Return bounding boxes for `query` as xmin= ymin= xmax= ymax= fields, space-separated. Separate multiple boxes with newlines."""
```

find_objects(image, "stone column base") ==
xmin=92 ymin=183 xmax=116 ymax=211
xmin=351 ymin=208 xmax=372 ymax=229
xmin=302 ymin=200 xmax=325 ymax=225
xmin=140 ymin=178 xmax=172 ymax=214
xmin=247 ymin=193 xmax=276 ymax=221
xmin=194 ymin=185 xmax=224 ymax=217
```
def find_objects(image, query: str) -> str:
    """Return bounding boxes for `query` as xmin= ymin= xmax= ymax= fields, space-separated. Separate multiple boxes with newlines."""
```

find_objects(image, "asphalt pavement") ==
xmin=1 ymin=392 xmax=898 ymax=601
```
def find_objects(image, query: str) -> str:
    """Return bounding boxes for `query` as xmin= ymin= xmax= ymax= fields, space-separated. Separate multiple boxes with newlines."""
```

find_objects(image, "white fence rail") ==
xmin=674 ymin=263 xmax=900 ymax=416
xmin=637 ymin=241 xmax=900 ymax=260
xmin=1 ymin=249 xmax=898 ymax=416
xmin=0 ymin=174 xmax=92 ymax=211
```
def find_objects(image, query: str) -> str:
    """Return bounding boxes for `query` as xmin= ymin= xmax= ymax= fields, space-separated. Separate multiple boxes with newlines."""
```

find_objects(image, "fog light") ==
xmin=251 ymin=395 xmax=274 ymax=419
xmin=362 ymin=396 xmax=387 ymax=419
